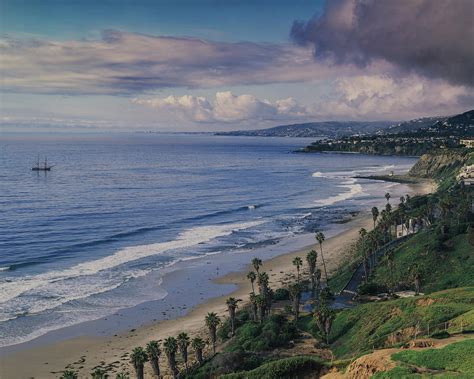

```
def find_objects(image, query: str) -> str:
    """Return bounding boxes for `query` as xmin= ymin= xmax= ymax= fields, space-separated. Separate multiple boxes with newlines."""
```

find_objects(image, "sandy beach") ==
xmin=0 ymin=180 xmax=435 ymax=379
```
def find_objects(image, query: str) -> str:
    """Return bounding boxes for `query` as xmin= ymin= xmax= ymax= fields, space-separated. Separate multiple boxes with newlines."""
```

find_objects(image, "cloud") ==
xmin=291 ymin=0 xmax=474 ymax=86
xmin=132 ymin=91 xmax=310 ymax=123
xmin=311 ymin=75 xmax=474 ymax=120
xmin=134 ymin=77 xmax=473 ymax=125
xmin=0 ymin=30 xmax=363 ymax=95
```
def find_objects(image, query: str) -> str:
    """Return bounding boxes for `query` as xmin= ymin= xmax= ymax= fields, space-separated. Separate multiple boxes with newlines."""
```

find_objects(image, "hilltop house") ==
xmin=457 ymin=164 xmax=474 ymax=186
xmin=460 ymin=138 xmax=474 ymax=148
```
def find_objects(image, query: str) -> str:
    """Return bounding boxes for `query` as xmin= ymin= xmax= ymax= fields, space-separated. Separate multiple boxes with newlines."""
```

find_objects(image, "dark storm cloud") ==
xmin=291 ymin=0 xmax=474 ymax=86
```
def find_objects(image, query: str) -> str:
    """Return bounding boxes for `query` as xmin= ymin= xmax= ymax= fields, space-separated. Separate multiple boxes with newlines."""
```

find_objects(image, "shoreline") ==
xmin=0 ymin=179 xmax=435 ymax=378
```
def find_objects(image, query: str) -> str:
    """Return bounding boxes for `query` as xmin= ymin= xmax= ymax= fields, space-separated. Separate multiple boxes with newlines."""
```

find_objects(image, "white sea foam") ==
xmin=0 ymin=278 xmax=168 ymax=348
xmin=0 ymin=220 xmax=264 ymax=308
xmin=314 ymin=178 xmax=364 ymax=207
xmin=311 ymin=164 xmax=405 ymax=180
xmin=310 ymin=163 xmax=412 ymax=207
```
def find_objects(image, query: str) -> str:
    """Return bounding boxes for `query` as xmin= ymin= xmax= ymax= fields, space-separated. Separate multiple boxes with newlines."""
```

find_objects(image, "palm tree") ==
xmin=412 ymin=267 xmax=422 ymax=295
xmin=247 ymin=271 xmax=256 ymax=293
xmin=315 ymin=269 xmax=322 ymax=298
xmin=249 ymin=292 xmax=258 ymax=321
xmin=61 ymin=371 xmax=78 ymax=379
xmin=385 ymin=192 xmax=391 ymax=204
xmin=226 ymin=297 xmax=241 ymax=336
xmin=288 ymin=283 xmax=302 ymax=321
xmin=306 ymin=250 xmax=318 ymax=292
xmin=385 ymin=249 xmax=395 ymax=293
xmin=163 ymin=337 xmax=179 ymax=379
xmin=205 ymin=312 xmax=221 ymax=354
xmin=257 ymin=272 xmax=269 ymax=296
xmin=130 ymin=347 xmax=148 ymax=379
xmin=191 ymin=337 xmax=206 ymax=365
xmin=292 ymin=256 xmax=303 ymax=282
xmin=313 ymin=303 xmax=335 ymax=344
xmin=371 ymin=206 xmax=379 ymax=229
xmin=315 ymin=231 xmax=328 ymax=284
xmin=115 ymin=373 xmax=129 ymax=379
xmin=146 ymin=340 xmax=161 ymax=378
xmin=91 ymin=369 xmax=108 ymax=379
xmin=255 ymin=294 xmax=266 ymax=323
xmin=251 ymin=257 xmax=262 ymax=273
xmin=177 ymin=332 xmax=191 ymax=370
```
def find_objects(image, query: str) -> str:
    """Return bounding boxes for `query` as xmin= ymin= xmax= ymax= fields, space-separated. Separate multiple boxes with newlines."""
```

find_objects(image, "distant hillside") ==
xmin=382 ymin=109 xmax=474 ymax=137
xmin=301 ymin=109 xmax=474 ymax=156
xmin=216 ymin=110 xmax=474 ymax=139
xmin=382 ymin=116 xmax=447 ymax=134
xmin=216 ymin=121 xmax=394 ymax=138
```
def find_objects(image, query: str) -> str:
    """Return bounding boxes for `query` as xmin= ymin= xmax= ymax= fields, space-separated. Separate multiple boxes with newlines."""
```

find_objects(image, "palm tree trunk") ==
xmin=211 ymin=329 xmax=217 ymax=354
xmin=197 ymin=349 xmax=203 ymax=365
xmin=150 ymin=358 xmax=160 ymax=377
xmin=135 ymin=365 xmax=144 ymax=379
xmin=319 ymin=245 xmax=329 ymax=283
xmin=293 ymin=297 xmax=300 ymax=320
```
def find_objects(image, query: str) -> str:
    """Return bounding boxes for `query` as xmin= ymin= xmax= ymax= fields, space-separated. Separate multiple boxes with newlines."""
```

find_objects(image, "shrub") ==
xmin=184 ymin=351 xmax=262 ymax=379
xmin=218 ymin=309 xmax=250 ymax=341
xmin=226 ymin=314 xmax=298 ymax=352
xmin=273 ymin=288 xmax=290 ymax=301
xmin=430 ymin=330 xmax=450 ymax=339
xmin=358 ymin=282 xmax=384 ymax=295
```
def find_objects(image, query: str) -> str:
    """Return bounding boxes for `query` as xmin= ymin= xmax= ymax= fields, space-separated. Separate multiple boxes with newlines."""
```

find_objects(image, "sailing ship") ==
xmin=32 ymin=156 xmax=52 ymax=171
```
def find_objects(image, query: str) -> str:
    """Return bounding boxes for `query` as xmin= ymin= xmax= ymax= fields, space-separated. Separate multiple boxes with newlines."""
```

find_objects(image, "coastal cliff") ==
xmin=408 ymin=149 xmax=472 ymax=179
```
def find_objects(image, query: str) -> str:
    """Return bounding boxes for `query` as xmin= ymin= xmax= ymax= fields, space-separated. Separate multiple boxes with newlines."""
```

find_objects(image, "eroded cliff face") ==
xmin=408 ymin=150 xmax=471 ymax=178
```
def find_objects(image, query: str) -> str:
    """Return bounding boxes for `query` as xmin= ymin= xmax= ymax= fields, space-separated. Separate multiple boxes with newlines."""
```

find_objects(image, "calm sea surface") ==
xmin=0 ymin=133 xmax=416 ymax=347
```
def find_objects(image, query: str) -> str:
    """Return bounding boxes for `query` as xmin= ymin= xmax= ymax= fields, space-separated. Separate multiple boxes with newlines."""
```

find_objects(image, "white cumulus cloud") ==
xmin=133 ymin=91 xmax=310 ymax=123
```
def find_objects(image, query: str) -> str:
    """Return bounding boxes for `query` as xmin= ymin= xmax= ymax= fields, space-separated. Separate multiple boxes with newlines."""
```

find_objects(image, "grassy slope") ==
xmin=329 ymin=287 xmax=474 ymax=358
xmin=373 ymin=339 xmax=474 ymax=378
xmin=221 ymin=356 xmax=327 ymax=379
xmin=372 ymin=232 xmax=474 ymax=294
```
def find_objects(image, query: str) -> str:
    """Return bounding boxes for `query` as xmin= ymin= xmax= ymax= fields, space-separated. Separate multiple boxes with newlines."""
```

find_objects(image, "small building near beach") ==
xmin=457 ymin=164 xmax=474 ymax=186
xmin=460 ymin=138 xmax=474 ymax=148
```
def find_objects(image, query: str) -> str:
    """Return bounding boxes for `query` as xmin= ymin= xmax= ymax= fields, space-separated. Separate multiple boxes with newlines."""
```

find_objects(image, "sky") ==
xmin=1 ymin=0 xmax=473 ymax=132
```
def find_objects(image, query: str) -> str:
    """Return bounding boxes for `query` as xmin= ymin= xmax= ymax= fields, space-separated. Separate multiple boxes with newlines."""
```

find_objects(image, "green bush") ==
xmin=226 ymin=314 xmax=298 ymax=352
xmin=221 ymin=356 xmax=326 ymax=379
xmin=273 ymin=288 xmax=290 ymax=301
xmin=430 ymin=330 xmax=450 ymax=339
xmin=184 ymin=351 xmax=262 ymax=379
xmin=218 ymin=309 xmax=251 ymax=341
xmin=358 ymin=282 xmax=384 ymax=295
xmin=372 ymin=366 xmax=419 ymax=378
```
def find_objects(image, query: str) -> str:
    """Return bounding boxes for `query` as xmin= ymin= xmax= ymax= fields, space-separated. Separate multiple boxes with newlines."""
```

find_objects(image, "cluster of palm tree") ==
xmin=313 ymin=302 xmax=335 ymax=345
xmin=247 ymin=257 xmax=274 ymax=323
xmin=289 ymin=231 xmax=329 ymax=320
xmin=126 ymin=330 xmax=209 ymax=379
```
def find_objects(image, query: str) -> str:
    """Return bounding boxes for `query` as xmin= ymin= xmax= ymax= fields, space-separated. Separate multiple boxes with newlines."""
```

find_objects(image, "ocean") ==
xmin=0 ymin=133 xmax=417 ymax=348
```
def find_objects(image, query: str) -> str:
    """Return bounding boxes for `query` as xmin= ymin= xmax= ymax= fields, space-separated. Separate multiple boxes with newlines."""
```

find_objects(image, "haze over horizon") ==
xmin=1 ymin=0 xmax=473 ymax=133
